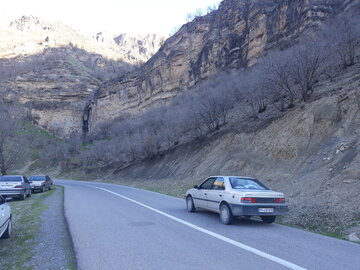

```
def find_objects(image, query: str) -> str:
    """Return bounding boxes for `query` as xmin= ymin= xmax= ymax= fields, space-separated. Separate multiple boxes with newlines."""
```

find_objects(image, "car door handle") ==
xmin=204 ymin=193 xmax=207 ymax=195
xmin=219 ymin=195 xmax=222 ymax=197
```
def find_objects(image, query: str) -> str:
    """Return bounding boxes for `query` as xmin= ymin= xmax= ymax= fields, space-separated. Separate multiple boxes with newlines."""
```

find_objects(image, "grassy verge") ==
xmin=0 ymin=188 xmax=55 ymax=270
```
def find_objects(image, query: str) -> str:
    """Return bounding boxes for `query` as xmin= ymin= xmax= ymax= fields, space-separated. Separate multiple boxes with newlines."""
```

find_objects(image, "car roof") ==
xmin=0 ymin=175 xmax=23 ymax=177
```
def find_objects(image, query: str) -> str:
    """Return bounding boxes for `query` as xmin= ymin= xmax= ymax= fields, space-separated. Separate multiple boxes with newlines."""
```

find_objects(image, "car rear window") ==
xmin=0 ymin=176 xmax=22 ymax=182
xmin=29 ymin=176 xmax=46 ymax=181
xmin=229 ymin=177 xmax=269 ymax=190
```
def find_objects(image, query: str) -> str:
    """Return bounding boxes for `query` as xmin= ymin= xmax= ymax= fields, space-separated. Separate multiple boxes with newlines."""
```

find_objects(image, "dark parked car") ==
xmin=29 ymin=175 xmax=53 ymax=192
xmin=0 ymin=175 xmax=32 ymax=200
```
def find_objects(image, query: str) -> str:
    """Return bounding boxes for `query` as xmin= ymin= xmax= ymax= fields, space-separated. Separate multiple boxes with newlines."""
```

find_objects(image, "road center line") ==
xmin=92 ymin=186 xmax=307 ymax=270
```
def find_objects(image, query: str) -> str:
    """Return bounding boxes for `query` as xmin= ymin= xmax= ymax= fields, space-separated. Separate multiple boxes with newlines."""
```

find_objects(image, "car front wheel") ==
xmin=0 ymin=218 xmax=11 ymax=239
xmin=261 ymin=216 xmax=276 ymax=223
xmin=186 ymin=196 xmax=196 ymax=212
xmin=220 ymin=204 xmax=233 ymax=225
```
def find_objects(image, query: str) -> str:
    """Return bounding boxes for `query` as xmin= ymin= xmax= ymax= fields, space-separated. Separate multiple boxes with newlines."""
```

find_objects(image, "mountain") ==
xmin=0 ymin=15 xmax=163 ymax=137
xmin=94 ymin=32 xmax=165 ymax=63
xmin=1 ymin=1 xmax=356 ymax=137
xmin=88 ymin=0 xmax=357 ymax=134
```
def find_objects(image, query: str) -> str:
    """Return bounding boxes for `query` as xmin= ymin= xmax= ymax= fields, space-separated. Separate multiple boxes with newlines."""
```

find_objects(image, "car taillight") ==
xmin=241 ymin=197 xmax=256 ymax=203
xmin=15 ymin=185 xmax=22 ymax=188
xmin=275 ymin=198 xmax=285 ymax=203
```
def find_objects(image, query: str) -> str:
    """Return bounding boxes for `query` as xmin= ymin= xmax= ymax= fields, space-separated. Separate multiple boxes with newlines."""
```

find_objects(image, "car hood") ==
xmin=31 ymin=181 xmax=45 ymax=184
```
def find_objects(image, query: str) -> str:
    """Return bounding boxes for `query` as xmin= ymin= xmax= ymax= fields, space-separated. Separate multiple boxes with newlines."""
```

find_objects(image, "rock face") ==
xmin=89 ymin=0 xmax=357 ymax=133
xmin=0 ymin=16 xmax=163 ymax=137
xmin=1 ymin=1 xmax=357 ymax=137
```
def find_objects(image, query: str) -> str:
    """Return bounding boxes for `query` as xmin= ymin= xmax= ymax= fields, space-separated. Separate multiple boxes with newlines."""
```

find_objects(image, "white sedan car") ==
xmin=0 ymin=195 xmax=12 ymax=239
xmin=185 ymin=176 xmax=288 ymax=224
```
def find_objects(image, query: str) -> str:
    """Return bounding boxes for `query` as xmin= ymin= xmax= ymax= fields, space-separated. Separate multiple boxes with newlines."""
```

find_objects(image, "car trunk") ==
xmin=0 ymin=182 xmax=23 ymax=189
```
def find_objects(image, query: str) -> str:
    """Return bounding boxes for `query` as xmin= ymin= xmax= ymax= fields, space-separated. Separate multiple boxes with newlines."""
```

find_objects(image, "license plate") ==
xmin=258 ymin=208 xmax=274 ymax=213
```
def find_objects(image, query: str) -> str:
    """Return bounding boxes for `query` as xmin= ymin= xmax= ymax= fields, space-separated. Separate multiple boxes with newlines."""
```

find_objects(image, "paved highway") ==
xmin=56 ymin=180 xmax=360 ymax=270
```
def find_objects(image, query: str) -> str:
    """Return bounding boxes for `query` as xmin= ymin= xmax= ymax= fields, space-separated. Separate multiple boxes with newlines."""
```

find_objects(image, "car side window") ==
xmin=212 ymin=177 xmax=225 ymax=190
xmin=199 ymin=178 xmax=216 ymax=189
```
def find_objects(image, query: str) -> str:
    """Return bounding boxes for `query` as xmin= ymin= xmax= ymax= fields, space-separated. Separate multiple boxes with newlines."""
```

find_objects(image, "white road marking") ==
xmin=93 ymin=186 xmax=307 ymax=270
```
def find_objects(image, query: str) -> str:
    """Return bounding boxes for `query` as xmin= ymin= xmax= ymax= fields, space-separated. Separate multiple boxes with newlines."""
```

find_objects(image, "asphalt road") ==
xmin=56 ymin=180 xmax=360 ymax=270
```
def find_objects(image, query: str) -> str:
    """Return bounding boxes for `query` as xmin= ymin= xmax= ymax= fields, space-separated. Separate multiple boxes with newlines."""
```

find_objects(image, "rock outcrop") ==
xmin=0 ymin=16 xmax=163 ymax=137
xmin=90 ymin=0 xmax=357 ymax=133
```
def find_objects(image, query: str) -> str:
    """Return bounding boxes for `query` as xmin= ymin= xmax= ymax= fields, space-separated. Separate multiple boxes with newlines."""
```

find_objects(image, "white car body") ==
xmin=0 ymin=195 xmax=12 ymax=239
xmin=0 ymin=175 xmax=32 ymax=200
xmin=185 ymin=176 xmax=288 ymax=224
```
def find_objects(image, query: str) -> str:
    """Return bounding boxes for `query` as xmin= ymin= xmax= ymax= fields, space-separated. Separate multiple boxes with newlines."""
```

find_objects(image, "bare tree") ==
xmin=323 ymin=15 xmax=360 ymax=68
xmin=287 ymin=41 xmax=330 ymax=101
xmin=262 ymin=51 xmax=296 ymax=108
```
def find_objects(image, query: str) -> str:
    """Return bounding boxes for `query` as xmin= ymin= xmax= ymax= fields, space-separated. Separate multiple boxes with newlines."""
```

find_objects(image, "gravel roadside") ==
xmin=29 ymin=186 xmax=77 ymax=270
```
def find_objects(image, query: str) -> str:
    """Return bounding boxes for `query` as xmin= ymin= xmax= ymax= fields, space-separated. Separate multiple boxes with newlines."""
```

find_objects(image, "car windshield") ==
xmin=0 ymin=176 xmax=22 ymax=182
xmin=29 ymin=176 xmax=46 ymax=181
xmin=229 ymin=177 xmax=269 ymax=190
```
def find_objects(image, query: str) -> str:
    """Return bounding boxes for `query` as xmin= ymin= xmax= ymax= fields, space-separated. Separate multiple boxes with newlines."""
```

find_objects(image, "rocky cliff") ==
xmin=0 ymin=1 xmax=357 ymax=137
xmin=0 ymin=16 xmax=163 ymax=137
xmin=89 ymin=0 xmax=357 ymax=133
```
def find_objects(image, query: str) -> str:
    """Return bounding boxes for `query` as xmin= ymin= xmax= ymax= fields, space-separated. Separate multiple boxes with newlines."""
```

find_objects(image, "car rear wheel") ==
xmin=186 ymin=196 xmax=196 ymax=212
xmin=261 ymin=216 xmax=276 ymax=223
xmin=1 ymin=218 xmax=11 ymax=239
xmin=220 ymin=204 xmax=233 ymax=225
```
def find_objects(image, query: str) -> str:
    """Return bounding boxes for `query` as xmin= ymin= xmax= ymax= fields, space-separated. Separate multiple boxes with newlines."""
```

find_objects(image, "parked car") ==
xmin=185 ymin=176 xmax=288 ymax=225
xmin=29 ymin=175 xmax=53 ymax=192
xmin=0 ymin=175 xmax=32 ymax=200
xmin=0 ymin=195 xmax=12 ymax=239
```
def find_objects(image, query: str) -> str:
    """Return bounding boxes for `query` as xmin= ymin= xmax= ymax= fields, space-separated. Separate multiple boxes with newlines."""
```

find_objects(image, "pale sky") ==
xmin=0 ymin=0 xmax=222 ymax=36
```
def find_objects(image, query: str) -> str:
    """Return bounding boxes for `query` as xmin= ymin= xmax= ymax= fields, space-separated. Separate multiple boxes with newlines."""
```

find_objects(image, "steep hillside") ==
xmin=100 ymin=61 xmax=360 ymax=238
xmin=89 ymin=0 xmax=356 ymax=132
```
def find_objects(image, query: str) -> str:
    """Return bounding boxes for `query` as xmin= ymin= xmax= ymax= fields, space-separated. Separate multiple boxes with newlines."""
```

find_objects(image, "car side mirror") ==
xmin=194 ymin=185 xmax=198 ymax=189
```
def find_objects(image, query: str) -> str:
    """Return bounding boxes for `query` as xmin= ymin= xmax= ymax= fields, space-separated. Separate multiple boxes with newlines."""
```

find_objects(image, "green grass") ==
xmin=0 ymin=188 xmax=55 ymax=270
